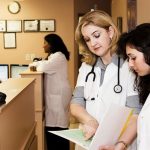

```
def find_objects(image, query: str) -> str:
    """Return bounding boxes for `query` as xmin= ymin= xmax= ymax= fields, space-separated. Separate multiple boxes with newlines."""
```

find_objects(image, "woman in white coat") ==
xmin=29 ymin=34 xmax=72 ymax=150
xmin=117 ymin=23 xmax=150 ymax=150
xmin=70 ymin=10 xmax=142 ymax=150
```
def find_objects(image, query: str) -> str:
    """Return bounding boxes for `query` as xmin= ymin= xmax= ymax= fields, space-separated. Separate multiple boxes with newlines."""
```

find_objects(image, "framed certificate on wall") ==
xmin=3 ymin=33 xmax=16 ymax=49
xmin=7 ymin=20 xmax=22 ymax=32
xmin=23 ymin=20 xmax=39 ymax=32
xmin=39 ymin=19 xmax=55 ymax=32
xmin=0 ymin=20 xmax=6 ymax=32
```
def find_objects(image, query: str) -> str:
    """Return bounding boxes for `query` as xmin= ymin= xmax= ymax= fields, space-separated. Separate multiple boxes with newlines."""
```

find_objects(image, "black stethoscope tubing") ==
xmin=85 ymin=57 xmax=122 ymax=96
xmin=85 ymin=64 xmax=96 ymax=82
xmin=113 ymin=56 xmax=122 ymax=93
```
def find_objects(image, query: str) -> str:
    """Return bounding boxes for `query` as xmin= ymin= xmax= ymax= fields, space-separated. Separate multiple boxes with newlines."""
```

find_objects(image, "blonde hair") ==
xmin=75 ymin=10 xmax=120 ymax=65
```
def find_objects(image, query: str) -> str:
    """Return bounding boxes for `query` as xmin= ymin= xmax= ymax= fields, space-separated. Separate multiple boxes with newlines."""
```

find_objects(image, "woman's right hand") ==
xmin=29 ymin=66 xmax=37 ymax=71
xmin=81 ymin=119 xmax=99 ymax=140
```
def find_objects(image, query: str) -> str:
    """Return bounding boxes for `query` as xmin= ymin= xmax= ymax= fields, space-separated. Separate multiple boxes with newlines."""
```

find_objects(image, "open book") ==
xmin=49 ymin=103 xmax=133 ymax=150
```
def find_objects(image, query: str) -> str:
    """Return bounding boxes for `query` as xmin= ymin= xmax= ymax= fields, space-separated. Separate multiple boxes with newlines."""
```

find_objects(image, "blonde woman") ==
xmin=70 ymin=10 xmax=141 ymax=150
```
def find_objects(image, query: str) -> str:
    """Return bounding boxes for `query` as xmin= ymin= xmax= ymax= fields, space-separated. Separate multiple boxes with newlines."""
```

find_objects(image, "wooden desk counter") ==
xmin=20 ymin=70 xmax=45 ymax=150
xmin=0 ymin=78 xmax=34 ymax=111
xmin=0 ymin=78 xmax=37 ymax=150
xmin=20 ymin=70 xmax=44 ymax=111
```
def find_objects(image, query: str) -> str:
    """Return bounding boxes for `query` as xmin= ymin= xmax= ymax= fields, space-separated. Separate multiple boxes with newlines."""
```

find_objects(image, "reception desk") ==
xmin=20 ymin=70 xmax=45 ymax=150
xmin=0 ymin=78 xmax=37 ymax=150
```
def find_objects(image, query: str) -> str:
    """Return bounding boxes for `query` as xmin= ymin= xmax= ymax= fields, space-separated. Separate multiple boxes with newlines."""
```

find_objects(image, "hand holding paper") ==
xmin=49 ymin=103 xmax=133 ymax=150
xmin=50 ymin=128 xmax=92 ymax=149
xmin=81 ymin=119 xmax=99 ymax=140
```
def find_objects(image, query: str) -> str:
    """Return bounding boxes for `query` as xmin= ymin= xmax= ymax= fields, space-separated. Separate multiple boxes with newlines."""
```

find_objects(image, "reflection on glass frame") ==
xmin=7 ymin=20 xmax=22 ymax=32
xmin=10 ymin=64 xmax=28 ymax=78
xmin=4 ymin=33 xmax=16 ymax=49
xmin=78 ymin=13 xmax=84 ymax=23
xmin=23 ymin=20 xmax=39 ymax=32
xmin=117 ymin=17 xmax=123 ymax=33
xmin=0 ymin=20 xmax=6 ymax=32
xmin=39 ymin=19 xmax=55 ymax=32
xmin=77 ymin=14 xmax=84 ymax=69
xmin=0 ymin=64 xmax=9 ymax=81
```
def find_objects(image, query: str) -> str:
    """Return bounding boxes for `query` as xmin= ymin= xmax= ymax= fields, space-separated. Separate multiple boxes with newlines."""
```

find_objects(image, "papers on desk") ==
xmin=50 ymin=128 xmax=91 ymax=149
xmin=49 ymin=103 xmax=133 ymax=150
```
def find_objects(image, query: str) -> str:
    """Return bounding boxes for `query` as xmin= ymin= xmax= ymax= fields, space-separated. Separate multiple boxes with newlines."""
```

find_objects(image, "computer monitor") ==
xmin=0 ymin=64 xmax=9 ymax=81
xmin=10 ymin=64 xmax=28 ymax=78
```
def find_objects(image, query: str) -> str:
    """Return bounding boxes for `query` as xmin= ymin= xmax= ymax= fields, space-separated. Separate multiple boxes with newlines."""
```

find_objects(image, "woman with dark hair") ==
xmin=117 ymin=23 xmax=150 ymax=150
xmin=44 ymin=34 xmax=70 ymax=60
xmin=29 ymin=33 xmax=72 ymax=150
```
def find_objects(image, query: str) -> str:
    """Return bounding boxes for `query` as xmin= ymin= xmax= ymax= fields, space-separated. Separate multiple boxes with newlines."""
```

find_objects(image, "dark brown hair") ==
xmin=117 ymin=23 xmax=150 ymax=104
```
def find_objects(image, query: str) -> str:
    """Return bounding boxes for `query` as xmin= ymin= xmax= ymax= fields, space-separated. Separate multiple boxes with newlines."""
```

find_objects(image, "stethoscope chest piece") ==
xmin=114 ymin=84 xmax=122 ymax=93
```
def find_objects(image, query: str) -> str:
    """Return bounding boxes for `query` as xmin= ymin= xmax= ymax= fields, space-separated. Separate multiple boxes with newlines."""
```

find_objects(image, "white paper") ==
xmin=50 ymin=129 xmax=91 ymax=149
xmin=49 ymin=103 xmax=133 ymax=150
xmin=89 ymin=103 xmax=133 ymax=150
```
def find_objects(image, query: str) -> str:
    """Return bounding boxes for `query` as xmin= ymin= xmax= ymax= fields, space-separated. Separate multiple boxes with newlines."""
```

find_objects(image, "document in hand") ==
xmin=49 ymin=103 xmax=133 ymax=150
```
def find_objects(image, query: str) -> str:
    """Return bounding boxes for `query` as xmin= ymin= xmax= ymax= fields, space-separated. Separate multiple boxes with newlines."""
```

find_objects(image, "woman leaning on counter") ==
xmin=29 ymin=33 xmax=72 ymax=150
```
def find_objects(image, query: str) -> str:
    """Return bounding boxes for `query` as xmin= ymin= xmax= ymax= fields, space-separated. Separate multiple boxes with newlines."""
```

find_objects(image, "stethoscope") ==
xmin=85 ymin=57 xmax=122 ymax=95
xmin=113 ymin=56 xmax=122 ymax=93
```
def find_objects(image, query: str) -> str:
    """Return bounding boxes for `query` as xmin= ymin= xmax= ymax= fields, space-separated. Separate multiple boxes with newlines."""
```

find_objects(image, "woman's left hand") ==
xmin=99 ymin=143 xmax=126 ymax=150
xmin=99 ymin=145 xmax=115 ymax=150
xmin=81 ymin=119 xmax=99 ymax=140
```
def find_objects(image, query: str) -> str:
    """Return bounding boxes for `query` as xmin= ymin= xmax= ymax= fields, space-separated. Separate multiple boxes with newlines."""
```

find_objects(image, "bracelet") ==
xmin=115 ymin=141 xmax=128 ymax=150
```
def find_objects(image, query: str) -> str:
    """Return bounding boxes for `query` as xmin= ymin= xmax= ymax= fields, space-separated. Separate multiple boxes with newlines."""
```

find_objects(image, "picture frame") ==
xmin=4 ymin=33 xmax=16 ymax=49
xmin=0 ymin=20 xmax=6 ymax=32
xmin=23 ymin=20 xmax=39 ymax=32
xmin=39 ymin=19 xmax=55 ymax=32
xmin=7 ymin=20 xmax=22 ymax=32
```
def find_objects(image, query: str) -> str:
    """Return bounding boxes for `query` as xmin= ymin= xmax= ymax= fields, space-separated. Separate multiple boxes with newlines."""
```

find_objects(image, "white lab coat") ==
xmin=75 ymin=58 xmax=137 ymax=150
xmin=137 ymin=94 xmax=150 ymax=150
xmin=77 ymin=60 xmax=137 ymax=122
xmin=29 ymin=52 xmax=72 ymax=128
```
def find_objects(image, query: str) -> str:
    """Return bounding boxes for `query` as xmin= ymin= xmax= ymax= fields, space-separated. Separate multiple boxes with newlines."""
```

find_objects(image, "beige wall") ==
xmin=112 ymin=0 xmax=150 ymax=33
xmin=1 ymin=0 xmax=150 ymax=88
xmin=111 ymin=0 xmax=127 ymax=32
xmin=74 ymin=0 xmax=111 ymax=82
xmin=0 ymin=0 xmax=111 ymax=89
xmin=0 ymin=0 xmax=75 ymax=88
xmin=137 ymin=0 xmax=150 ymax=24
